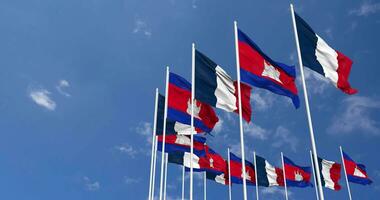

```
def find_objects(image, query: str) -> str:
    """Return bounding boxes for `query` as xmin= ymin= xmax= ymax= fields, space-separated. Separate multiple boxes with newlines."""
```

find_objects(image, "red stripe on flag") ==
xmin=336 ymin=51 xmax=357 ymax=95
xmin=330 ymin=163 xmax=342 ymax=190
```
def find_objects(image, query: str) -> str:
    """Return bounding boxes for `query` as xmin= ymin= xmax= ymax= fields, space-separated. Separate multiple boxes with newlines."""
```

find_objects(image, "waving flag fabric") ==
xmin=229 ymin=152 xmax=256 ymax=185
xmin=283 ymin=156 xmax=312 ymax=187
xmin=238 ymin=29 xmax=300 ymax=108
xmin=156 ymin=94 xmax=202 ymax=135
xmin=317 ymin=157 xmax=342 ymax=191
xmin=195 ymin=50 xmax=252 ymax=122
xmin=294 ymin=12 xmax=357 ymax=95
xmin=206 ymin=171 xmax=229 ymax=185
xmin=255 ymin=155 xmax=284 ymax=187
xmin=343 ymin=151 xmax=372 ymax=185
xmin=157 ymin=135 xmax=206 ymax=156
xmin=168 ymin=151 xmax=202 ymax=170
xmin=168 ymin=72 xmax=219 ymax=133
xmin=193 ymin=145 xmax=227 ymax=174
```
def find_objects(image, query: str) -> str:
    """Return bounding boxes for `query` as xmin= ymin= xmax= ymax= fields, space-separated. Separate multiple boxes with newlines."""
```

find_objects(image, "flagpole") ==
xmin=233 ymin=20 xmax=248 ymax=200
xmin=281 ymin=152 xmax=289 ymax=200
xmin=310 ymin=150 xmax=320 ymax=200
xmin=152 ymin=135 xmax=158 ymax=200
xmin=148 ymin=89 xmax=159 ymax=200
xmin=164 ymin=153 xmax=168 ymax=200
xmin=228 ymin=148 xmax=232 ymax=200
xmin=159 ymin=67 xmax=170 ymax=200
xmin=340 ymin=146 xmax=353 ymax=200
xmin=182 ymin=165 xmax=185 ymax=200
xmin=190 ymin=42 xmax=195 ymax=200
xmin=289 ymin=4 xmax=325 ymax=200
xmin=253 ymin=151 xmax=259 ymax=200
xmin=204 ymin=172 xmax=207 ymax=200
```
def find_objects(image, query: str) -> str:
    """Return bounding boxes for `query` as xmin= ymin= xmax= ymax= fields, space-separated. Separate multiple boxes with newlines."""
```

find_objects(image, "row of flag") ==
xmin=157 ymin=134 xmax=372 ymax=190
xmin=148 ymin=4 xmax=370 ymax=200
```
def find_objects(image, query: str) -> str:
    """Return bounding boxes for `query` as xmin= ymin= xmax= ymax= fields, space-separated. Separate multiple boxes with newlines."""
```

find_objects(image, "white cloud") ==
xmin=328 ymin=96 xmax=380 ymax=135
xmin=29 ymin=88 xmax=56 ymax=111
xmin=261 ymin=187 xmax=292 ymax=197
xmin=272 ymin=126 xmax=298 ymax=152
xmin=301 ymin=67 xmax=330 ymax=95
xmin=133 ymin=19 xmax=152 ymax=37
xmin=136 ymin=122 xmax=153 ymax=143
xmin=213 ymin=118 xmax=223 ymax=134
xmin=350 ymin=1 xmax=380 ymax=16
xmin=115 ymin=143 xmax=138 ymax=158
xmin=191 ymin=0 xmax=198 ymax=9
xmin=56 ymin=79 xmax=71 ymax=97
xmin=324 ymin=28 xmax=333 ymax=39
xmin=83 ymin=176 xmax=100 ymax=191
xmin=244 ymin=123 xmax=269 ymax=140
xmin=251 ymin=91 xmax=275 ymax=111
xmin=124 ymin=177 xmax=141 ymax=184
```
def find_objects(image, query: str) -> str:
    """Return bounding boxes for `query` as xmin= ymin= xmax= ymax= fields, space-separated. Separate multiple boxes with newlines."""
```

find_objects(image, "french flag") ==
xmin=168 ymin=151 xmax=203 ymax=170
xmin=255 ymin=155 xmax=284 ymax=187
xmin=195 ymin=50 xmax=252 ymax=122
xmin=295 ymin=12 xmax=357 ymax=95
xmin=238 ymin=29 xmax=300 ymax=108
xmin=229 ymin=152 xmax=256 ymax=185
xmin=343 ymin=151 xmax=372 ymax=185
xmin=318 ymin=157 xmax=342 ymax=191
xmin=283 ymin=156 xmax=312 ymax=187
xmin=157 ymin=135 xmax=206 ymax=156
xmin=168 ymin=72 xmax=219 ymax=133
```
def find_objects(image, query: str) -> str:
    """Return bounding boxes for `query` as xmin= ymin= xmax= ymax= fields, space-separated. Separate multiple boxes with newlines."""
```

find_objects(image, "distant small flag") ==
xmin=193 ymin=145 xmax=227 ymax=175
xmin=168 ymin=151 xmax=202 ymax=170
xmin=283 ymin=156 xmax=312 ymax=187
xmin=255 ymin=155 xmax=284 ymax=187
xmin=317 ymin=157 xmax=342 ymax=191
xmin=237 ymin=29 xmax=300 ymax=108
xmin=195 ymin=50 xmax=252 ymax=122
xmin=343 ymin=151 xmax=372 ymax=185
xmin=168 ymin=72 xmax=219 ymax=133
xmin=294 ymin=12 xmax=357 ymax=94
xmin=157 ymin=135 xmax=206 ymax=156
xmin=229 ymin=152 xmax=256 ymax=185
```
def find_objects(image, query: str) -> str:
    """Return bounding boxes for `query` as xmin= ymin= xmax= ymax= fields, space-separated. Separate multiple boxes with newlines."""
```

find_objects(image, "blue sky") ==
xmin=0 ymin=0 xmax=379 ymax=199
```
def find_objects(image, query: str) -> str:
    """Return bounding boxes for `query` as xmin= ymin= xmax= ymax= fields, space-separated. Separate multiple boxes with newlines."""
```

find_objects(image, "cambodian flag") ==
xmin=343 ymin=151 xmax=372 ymax=185
xmin=157 ymin=135 xmax=206 ymax=156
xmin=191 ymin=145 xmax=227 ymax=175
xmin=229 ymin=152 xmax=256 ymax=185
xmin=283 ymin=156 xmax=312 ymax=187
xmin=168 ymin=72 xmax=219 ymax=133
xmin=237 ymin=29 xmax=300 ymax=108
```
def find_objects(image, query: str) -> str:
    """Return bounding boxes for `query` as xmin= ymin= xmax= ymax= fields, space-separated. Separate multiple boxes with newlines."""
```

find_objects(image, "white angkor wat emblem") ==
xmin=187 ymin=99 xmax=201 ymax=119
xmin=209 ymin=157 xmax=214 ymax=168
xmin=241 ymin=170 xmax=252 ymax=181
xmin=261 ymin=60 xmax=282 ymax=84
xmin=294 ymin=171 xmax=303 ymax=181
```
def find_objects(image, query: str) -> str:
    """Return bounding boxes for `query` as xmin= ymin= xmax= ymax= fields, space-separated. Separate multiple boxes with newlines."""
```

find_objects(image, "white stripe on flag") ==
xmin=215 ymin=66 xmax=237 ymax=112
xmin=320 ymin=159 xmax=337 ymax=190
xmin=183 ymin=152 xmax=200 ymax=169
xmin=174 ymin=122 xmax=197 ymax=135
xmin=315 ymin=34 xmax=339 ymax=87
xmin=265 ymin=160 xmax=280 ymax=186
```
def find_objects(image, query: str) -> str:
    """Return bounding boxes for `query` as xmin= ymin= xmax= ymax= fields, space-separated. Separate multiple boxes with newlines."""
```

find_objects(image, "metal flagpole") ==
xmin=149 ymin=89 xmax=159 ymax=200
xmin=228 ymin=148 xmax=232 ymax=200
xmin=182 ymin=165 xmax=185 ymax=200
xmin=152 ymin=135 xmax=158 ymax=200
xmin=204 ymin=172 xmax=207 ymax=200
xmin=190 ymin=43 xmax=196 ymax=200
xmin=340 ymin=146 xmax=353 ymax=200
xmin=289 ymin=4 xmax=325 ymax=200
xmin=233 ymin=20 xmax=248 ymax=200
xmin=310 ymin=150 xmax=320 ymax=200
xmin=281 ymin=152 xmax=289 ymax=200
xmin=253 ymin=151 xmax=259 ymax=200
xmin=164 ymin=153 xmax=168 ymax=200
xmin=159 ymin=67 xmax=170 ymax=200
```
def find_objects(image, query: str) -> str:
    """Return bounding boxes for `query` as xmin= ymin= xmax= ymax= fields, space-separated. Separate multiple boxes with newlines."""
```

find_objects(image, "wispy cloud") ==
xmin=136 ymin=122 xmax=153 ymax=143
xmin=261 ymin=187 xmax=292 ymax=197
xmin=83 ymin=176 xmax=100 ymax=191
xmin=272 ymin=126 xmax=299 ymax=152
xmin=349 ymin=1 xmax=380 ymax=16
xmin=191 ymin=0 xmax=198 ymax=9
xmin=302 ymin=67 xmax=331 ymax=95
xmin=29 ymin=88 xmax=56 ymax=111
xmin=56 ymin=79 xmax=71 ymax=97
xmin=213 ymin=118 xmax=224 ymax=134
xmin=133 ymin=19 xmax=152 ymax=37
xmin=124 ymin=176 xmax=141 ymax=184
xmin=244 ymin=123 xmax=269 ymax=140
xmin=114 ymin=143 xmax=138 ymax=158
xmin=328 ymin=96 xmax=380 ymax=135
